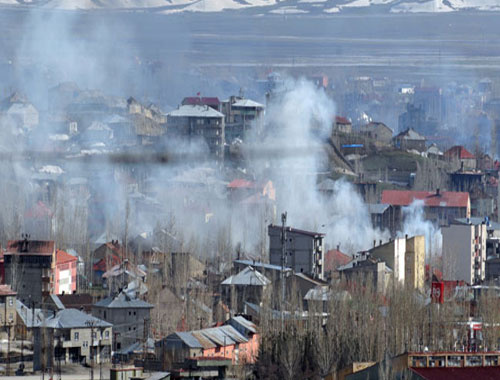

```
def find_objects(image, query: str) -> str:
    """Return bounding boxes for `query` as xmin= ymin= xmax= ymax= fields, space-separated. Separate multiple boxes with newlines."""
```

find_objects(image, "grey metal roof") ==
xmin=167 ymin=105 xmax=224 ymax=118
xmin=16 ymin=300 xmax=44 ymax=328
xmin=228 ymin=316 xmax=257 ymax=334
xmin=234 ymin=260 xmax=290 ymax=272
xmin=38 ymin=308 xmax=112 ymax=329
xmin=221 ymin=266 xmax=270 ymax=286
xmin=395 ymin=128 xmax=426 ymax=141
xmin=49 ymin=294 xmax=66 ymax=310
xmin=93 ymin=292 xmax=153 ymax=309
xmin=232 ymin=99 xmax=264 ymax=108
xmin=366 ymin=203 xmax=390 ymax=215
xmin=174 ymin=332 xmax=203 ymax=348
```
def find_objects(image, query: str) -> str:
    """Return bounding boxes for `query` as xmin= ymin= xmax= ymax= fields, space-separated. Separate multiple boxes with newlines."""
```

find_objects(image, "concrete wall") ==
xmin=92 ymin=306 xmax=151 ymax=348
xmin=269 ymin=226 xmax=324 ymax=279
xmin=443 ymin=223 xmax=487 ymax=284
xmin=4 ymin=254 xmax=52 ymax=305
xmin=405 ymin=236 xmax=425 ymax=291
xmin=370 ymin=238 xmax=406 ymax=284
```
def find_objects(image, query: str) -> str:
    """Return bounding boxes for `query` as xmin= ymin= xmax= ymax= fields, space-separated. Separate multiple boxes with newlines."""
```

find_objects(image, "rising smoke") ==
xmin=399 ymin=199 xmax=442 ymax=257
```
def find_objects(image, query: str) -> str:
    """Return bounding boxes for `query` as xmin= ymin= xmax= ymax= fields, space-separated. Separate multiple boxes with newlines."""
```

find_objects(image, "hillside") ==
xmin=1 ymin=0 xmax=500 ymax=14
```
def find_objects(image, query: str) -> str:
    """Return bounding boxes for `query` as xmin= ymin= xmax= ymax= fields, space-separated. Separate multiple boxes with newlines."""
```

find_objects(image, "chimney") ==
xmin=379 ymin=239 xmax=382 ymax=246
xmin=436 ymin=188 xmax=440 ymax=196
xmin=373 ymin=240 xmax=376 ymax=247
xmin=336 ymin=244 xmax=340 ymax=251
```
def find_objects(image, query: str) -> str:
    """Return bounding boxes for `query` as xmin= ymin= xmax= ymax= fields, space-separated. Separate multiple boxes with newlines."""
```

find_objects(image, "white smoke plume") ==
xmin=248 ymin=77 xmax=388 ymax=254
xmin=399 ymin=199 xmax=442 ymax=258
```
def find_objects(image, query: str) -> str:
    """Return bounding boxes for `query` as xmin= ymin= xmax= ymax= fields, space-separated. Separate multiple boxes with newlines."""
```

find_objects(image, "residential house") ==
xmin=227 ymin=179 xmax=275 ymax=202
xmin=381 ymin=189 xmax=471 ymax=228
xmin=221 ymin=96 xmax=265 ymax=142
xmin=338 ymin=254 xmax=393 ymax=293
xmin=324 ymin=247 xmax=352 ymax=280
xmin=4 ymin=238 xmax=55 ymax=305
xmin=54 ymin=249 xmax=78 ymax=295
xmin=92 ymin=240 xmax=124 ymax=288
xmin=0 ymin=92 xmax=39 ymax=131
xmin=442 ymin=221 xmax=487 ymax=284
xmin=339 ymin=235 xmax=425 ymax=292
xmin=221 ymin=266 xmax=270 ymax=313
xmin=156 ymin=317 xmax=258 ymax=369
xmin=366 ymin=203 xmax=397 ymax=236
xmin=92 ymin=292 xmax=153 ymax=350
xmin=33 ymin=307 xmax=112 ymax=369
xmin=127 ymin=97 xmax=166 ymax=145
xmin=444 ymin=145 xmax=477 ymax=170
xmin=370 ymin=236 xmax=425 ymax=291
xmin=268 ymin=225 xmax=325 ymax=280
xmin=0 ymin=285 xmax=16 ymax=337
xmin=332 ymin=116 xmax=352 ymax=134
xmin=166 ymin=105 xmax=225 ymax=159
xmin=393 ymin=128 xmax=426 ymax=152
xmin=101 ymin=260 xmax=146 ymax=294
xmin=359 ymin=121 xmax=393 ymax=146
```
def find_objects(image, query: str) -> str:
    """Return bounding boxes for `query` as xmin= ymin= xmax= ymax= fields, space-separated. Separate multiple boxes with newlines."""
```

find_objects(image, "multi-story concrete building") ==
xmin=54 ymin=249 xmax=78 ymax=295
xmin=92 ymin=292 xmax=153 ymax=350
xmin=166 ymin=105 xmax=225 ymax=159
xmin=405 ymin=236 xmax=426 ymax=291
xmin=33 ymin=307 xmax=112 ymax=369
xmin=221 ymin=96 xmax=265 ymax=142
xmin=369 ymin=237 xmax=407 ymax=285
xmin=341 ymin=235 xmax=425 ymax=292
xmin=442 ymin=221 xmax=488 ymax=284
xmin=268 ymin=225 xmax=325 ymax=280
xmin=4 ymin=238 xmax=54 ymax=306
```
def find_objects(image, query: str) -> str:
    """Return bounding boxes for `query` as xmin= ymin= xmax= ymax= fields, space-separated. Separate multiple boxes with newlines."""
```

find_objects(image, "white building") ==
xmin=442 ymin=222 xmax=487 ymax=284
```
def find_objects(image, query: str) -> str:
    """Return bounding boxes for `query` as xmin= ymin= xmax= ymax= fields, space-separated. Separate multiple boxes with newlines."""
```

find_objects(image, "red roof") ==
xmin=93 ymin=254 xmax=121 ymax=272
xmin=444 ymin=145 xmax=475 ymax=160
xmin=411 ymin=366 xmax=500 ymax=380
xmin=0 ymin=284 xmax=16 ymax=296
xmin=24 ymin=201 xmax=53 ymax=219
xmin=228 ymin=179 xmax=255 ymax=189
xmin=381 ymin=190 xmax=469 ymax=208
xmin=325 ymin=249 xmax=352 ymax=272
xmin=182 ymin=97 xmax=220 ymax=107
xmin=56 ymin=249 xmax=77 ymax=265
xmin=335 ymin=116 xmax=351 ymax=124
xmin=6 ymin=240 xmax=54 ymax=255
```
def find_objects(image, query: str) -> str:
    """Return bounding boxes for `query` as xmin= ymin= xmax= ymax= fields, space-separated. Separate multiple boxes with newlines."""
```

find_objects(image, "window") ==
xmin=83 ymin=341 xmax=88 ymax=347
xmin=8 ymin=298 xmax=13 ymax=306
xmin=74 ymin=332 xmax=79 ymax=341
xmin=105 ymin=330 xmax=109 ymax=339
xmin=92 ymin=332 xmax=97 ymax=339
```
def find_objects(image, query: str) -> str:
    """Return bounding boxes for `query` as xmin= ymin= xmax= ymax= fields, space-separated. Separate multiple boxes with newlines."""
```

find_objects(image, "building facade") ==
xmin=4 ymin=239 xmax=54 ymax=305
xmin=167 ymin=105 xmax=225 ymax=159
xmin=268 ymin=225 xmax=325 ymax=280
xmin=442 ymin=222 xmax=487 ymax=284
xmin=92 ymin=292 xmax=153 ymax=350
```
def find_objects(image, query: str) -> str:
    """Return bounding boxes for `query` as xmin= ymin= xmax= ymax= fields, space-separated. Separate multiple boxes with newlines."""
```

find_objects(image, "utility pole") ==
xmin=281 ymin=212 xmax=287 ymax=330
xmin=86 ymin=320 xmax=96 ymax=380
xmin=142 ymin=318 xmax=149 ymax=365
